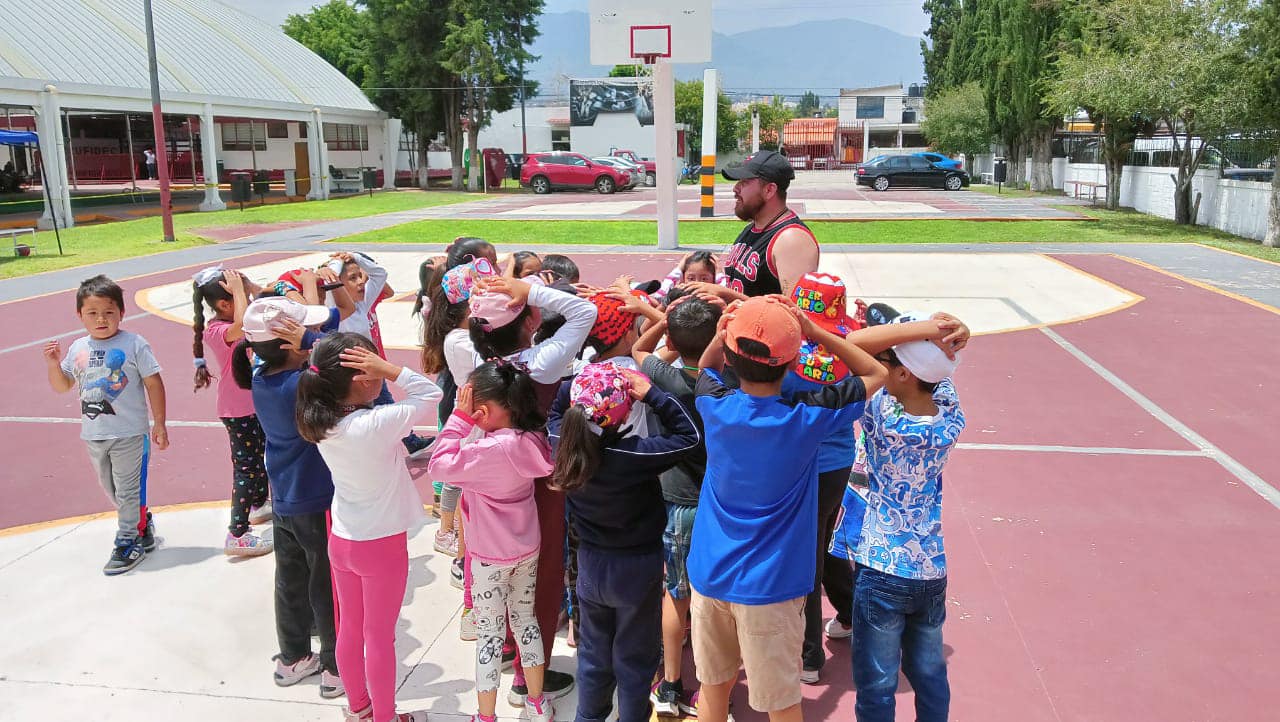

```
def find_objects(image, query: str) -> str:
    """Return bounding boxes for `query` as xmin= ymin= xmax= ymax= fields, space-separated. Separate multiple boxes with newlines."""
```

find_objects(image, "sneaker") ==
xmin=509 ymin=669 xmax=574 ymax=707
xmin=248 ymin=502 xmax=273 ymax=525
xmin=651 ymin=679 xmax=682 ymax=717
xmin=526 ymin=694 xmax=555 ymax=722
xmin=320 ymin=670 xmax=345 ymax=699
xmin=103 ymin=537 xmax=144 ymax=576
xmin=825 ymin=618 xmax=853 ymax=639
xmin=139 ymin=512 xmax=157 ymax=552
xmin=800 ymin=667 xmax=820 ymax=685
xmin=273 ymin=653 xmax=322 ymax=686
xmin=225 ymin=531 xmax=274 ymax=557
xmin=459 ymin=608 xmax=477 ymax=641
xmin=450 ymin=557 xmax=464 ymax=590
xmin=434 ymin=528 xmax=459 ymax=556
xmin=402 ymin=433 xmax=436 ymax=459
xmin=343 ymin=705 xmax=374 ymax=722
xmin=679 ymin=689 xmax=700 ymax=717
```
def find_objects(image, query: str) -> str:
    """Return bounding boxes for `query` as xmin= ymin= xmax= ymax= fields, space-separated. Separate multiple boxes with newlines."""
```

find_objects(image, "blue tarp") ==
xmin=0 ymin=129 xmax=38 ymax=146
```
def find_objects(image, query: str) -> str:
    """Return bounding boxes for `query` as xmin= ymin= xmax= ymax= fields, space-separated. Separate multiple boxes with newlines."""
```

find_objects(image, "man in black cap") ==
xmin=690 ymin=150 xmax=820 ymax=301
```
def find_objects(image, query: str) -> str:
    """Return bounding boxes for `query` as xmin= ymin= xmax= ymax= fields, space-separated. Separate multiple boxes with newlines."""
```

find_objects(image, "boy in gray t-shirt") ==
xmin=43 ymin=275 xmax=168 ymax=576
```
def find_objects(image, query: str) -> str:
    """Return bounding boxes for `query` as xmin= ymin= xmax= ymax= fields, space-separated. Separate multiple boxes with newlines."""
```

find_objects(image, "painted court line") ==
xmin=0 ymin=311 xmax=151 ymax=356
xmin=1037 ymin=325 xmax=1280 ymax=511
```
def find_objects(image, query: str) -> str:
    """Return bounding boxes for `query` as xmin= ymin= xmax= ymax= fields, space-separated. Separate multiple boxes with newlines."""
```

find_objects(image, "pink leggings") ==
xmin=329 ymin=532 xmax=409 ymax=722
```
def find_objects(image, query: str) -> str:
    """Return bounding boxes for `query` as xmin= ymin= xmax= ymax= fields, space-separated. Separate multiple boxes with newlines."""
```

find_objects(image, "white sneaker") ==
xmin=320 ymin=670 xmax=345 ymax=699
xmin=825 ymin=618 xmax=853 ymax=639
xmin=224 ymin=531 xmax=273 ymax=557
xmin=459 ymin=608 xmax=477 ymax=641
xmin=273 ymin=653 xmax=322 ymax=686
xmin=248 ymin=502 xmax=273 ymax=525
xmin=525 ymin=694 xmax=555 ymax=722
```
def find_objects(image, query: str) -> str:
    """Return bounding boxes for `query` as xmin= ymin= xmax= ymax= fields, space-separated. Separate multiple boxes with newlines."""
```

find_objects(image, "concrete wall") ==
xmin=571 ymin=111 xmax=656 ymax=159
xmin=476 ymin=105 xmax=560 ymax=154
xmin=218 ymin=121 xmax=386 ymax=173
xmin=837 ymin=87 xmax=925 ymax=127
xmin=1064 ymin=162 xmax=1271 ymax=241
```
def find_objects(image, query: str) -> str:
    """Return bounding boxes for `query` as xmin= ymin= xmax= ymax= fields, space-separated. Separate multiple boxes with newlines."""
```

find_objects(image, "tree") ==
xmin=283 ymin=1 xmax=371 ymax=89
xmin=921 ymin=82 xmax=992 ymax=160
xmin=1048 ymin=0 xmax=1151 ymax=210
xmin=738 ymin=97 xmax=792 ymax=152
xmin=921 ymin=0 xmax=960 ymax=92
xmin=674 ymin=80 xmax=739 ymax=160
xmin=796 ymin=91 xmax=821 ymax=117
xmin=1242 ymin=0 xmax=1280 ymax=246
xmin=608 ymin=64 xmax=645 ymax=78
xmin=1055 ymin=0 xmax=1250 ymax=224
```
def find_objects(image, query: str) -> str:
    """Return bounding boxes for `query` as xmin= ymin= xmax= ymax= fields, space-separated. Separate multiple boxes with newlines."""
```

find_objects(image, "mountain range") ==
xmin=527 ymin=11 xmax=925 ymax=101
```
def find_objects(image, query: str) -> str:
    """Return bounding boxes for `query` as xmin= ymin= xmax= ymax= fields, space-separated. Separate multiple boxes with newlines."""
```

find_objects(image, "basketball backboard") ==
xmin=588 ymin=0 xmax=712 ymax=65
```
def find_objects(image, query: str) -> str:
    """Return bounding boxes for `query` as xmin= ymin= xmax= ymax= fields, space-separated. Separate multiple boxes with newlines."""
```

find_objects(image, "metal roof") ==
xmin=0 ymin=0 xmax=378 ymax=114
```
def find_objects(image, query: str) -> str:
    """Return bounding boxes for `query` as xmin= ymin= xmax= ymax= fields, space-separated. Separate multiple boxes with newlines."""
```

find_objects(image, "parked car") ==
xmin=856 ymin=155 xmax=970 ymax=191
xmin=521 ymin=152 xmax=630 ymax=194
xmin=591 ymin=157 xmax=641 ymax=189
xmin=611 ymin=149 xmax=657 ymax=186
xmin=914 ymin=151 xmax=963 ymax=170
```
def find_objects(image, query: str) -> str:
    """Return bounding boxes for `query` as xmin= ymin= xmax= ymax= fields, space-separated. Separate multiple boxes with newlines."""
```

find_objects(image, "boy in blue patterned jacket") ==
xmin=851 ymin=312 xmax=966 ymax=722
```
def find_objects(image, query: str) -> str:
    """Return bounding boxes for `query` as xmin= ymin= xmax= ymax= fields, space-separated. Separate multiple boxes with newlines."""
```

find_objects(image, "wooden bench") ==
xmin=1065 ymin=179 xmax=1107 ymax=204
xmin=4 ymin=227 xmax=35 ymax=256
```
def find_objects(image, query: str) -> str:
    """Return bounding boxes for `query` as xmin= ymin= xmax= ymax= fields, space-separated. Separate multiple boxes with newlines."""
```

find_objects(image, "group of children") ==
xmin=45 ymin=242 xmax=969 ymax=722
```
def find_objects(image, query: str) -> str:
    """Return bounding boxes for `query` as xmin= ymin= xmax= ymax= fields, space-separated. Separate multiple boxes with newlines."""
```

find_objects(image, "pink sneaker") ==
xmin=343 ymin=705 xmax=373 ymax=722
xmin=225 ymin=531 xmax=273 ymax=557
xmin=434 ymin=528 xmax=458 ymax=556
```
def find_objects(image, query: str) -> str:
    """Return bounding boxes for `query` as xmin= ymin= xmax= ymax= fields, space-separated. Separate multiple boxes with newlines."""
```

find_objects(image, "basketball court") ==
xmin=2 ymin=240 xmax=1279 ymax=720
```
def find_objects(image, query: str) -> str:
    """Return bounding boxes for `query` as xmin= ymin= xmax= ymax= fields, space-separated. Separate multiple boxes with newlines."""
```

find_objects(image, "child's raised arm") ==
xmin=43 ymin=341 xmax=74 ymax=393
xmin=317 ymin=266 xmax=356 ymax=320
xmin=350 ymin=251 xmax=389 ymax=306
xmin=428 ymin=396 xmax=553 ymax=492
xmin=847 ymin=313 xmax=970 ymax=360
xmin=339 ymin=346 xmax=441 ymax=439
xmin=484 ymin=277 xmax=597 ymax=384
xmin=781 ymin=295 xmax=887 ymax=397
xmin=602 ymin=371 xmax=700 ymax=466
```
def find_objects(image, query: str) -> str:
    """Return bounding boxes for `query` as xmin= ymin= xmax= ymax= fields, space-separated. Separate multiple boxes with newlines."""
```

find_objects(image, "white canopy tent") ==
xmin=0 ymin=0 xmax=402 ymax=229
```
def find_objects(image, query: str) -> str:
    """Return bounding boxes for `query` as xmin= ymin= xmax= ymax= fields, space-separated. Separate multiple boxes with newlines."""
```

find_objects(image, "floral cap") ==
xmin=569 ymin=362 xmax=636 ymax=431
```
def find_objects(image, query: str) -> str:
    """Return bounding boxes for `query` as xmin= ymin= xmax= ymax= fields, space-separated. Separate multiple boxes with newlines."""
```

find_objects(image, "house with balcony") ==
xmin=838 ymin=83 xmax=928 ymax=156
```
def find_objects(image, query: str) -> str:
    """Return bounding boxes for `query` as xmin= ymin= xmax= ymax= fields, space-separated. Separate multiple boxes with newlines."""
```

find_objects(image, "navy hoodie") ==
xmin=252 ymin=368 xmax=335 ymax=516
xmin=549 ymin=384 xmax=700 ymax=554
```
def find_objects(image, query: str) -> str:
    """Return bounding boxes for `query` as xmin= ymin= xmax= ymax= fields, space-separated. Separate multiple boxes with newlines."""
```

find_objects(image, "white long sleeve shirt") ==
xmin=317 ymin=368 xmax=442 ymax=541
xmin=511 ymin=284 xmax=597 ymax=384
xmin=336 ymin=252 xmax=389 ymax=344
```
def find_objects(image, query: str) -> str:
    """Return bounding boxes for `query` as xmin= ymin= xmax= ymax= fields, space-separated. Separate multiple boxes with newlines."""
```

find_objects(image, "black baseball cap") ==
xmin=721 ymin=150 xmax=796 ymax=185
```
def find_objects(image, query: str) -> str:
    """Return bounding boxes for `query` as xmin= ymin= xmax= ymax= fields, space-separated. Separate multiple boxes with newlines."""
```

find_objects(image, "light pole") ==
xmin=143 ymin=0 xmax=175 ymax=242
xmin=516 ymin=12 xmax=528 ymax=156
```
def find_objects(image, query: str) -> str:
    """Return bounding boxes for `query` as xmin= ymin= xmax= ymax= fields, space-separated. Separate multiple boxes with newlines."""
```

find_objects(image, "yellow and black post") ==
xmin=699 ymin=69 xmax=718 ymax=218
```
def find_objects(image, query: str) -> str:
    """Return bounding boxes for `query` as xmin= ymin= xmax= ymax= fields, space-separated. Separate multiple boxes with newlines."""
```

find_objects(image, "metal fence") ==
xmin=1054 ymin=131 xmax=1277 ymax=180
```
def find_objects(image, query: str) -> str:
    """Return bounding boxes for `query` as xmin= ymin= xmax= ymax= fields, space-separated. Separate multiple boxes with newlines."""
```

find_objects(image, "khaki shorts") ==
xmin=690 ymin=591 xmax=805 ymax=712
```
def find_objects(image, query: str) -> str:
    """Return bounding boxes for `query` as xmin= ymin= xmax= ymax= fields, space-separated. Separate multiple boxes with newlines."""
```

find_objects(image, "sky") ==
xmin=218 ymin=0 xmax=930 ymax=39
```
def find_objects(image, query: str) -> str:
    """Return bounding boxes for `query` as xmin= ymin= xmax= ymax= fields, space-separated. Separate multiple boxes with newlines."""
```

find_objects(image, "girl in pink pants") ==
xmin=297 ymin=333 xmax=442 ymax=722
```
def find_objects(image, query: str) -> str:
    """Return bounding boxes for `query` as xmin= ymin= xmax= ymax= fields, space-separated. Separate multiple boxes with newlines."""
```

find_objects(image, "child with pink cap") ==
xmin=547 ymin=362 xmax=701 ymax=722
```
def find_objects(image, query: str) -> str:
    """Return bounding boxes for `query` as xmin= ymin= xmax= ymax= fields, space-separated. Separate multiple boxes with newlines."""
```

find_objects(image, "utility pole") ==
xmin=517 ymin=12 xmax=528 ymax=156
xmin=143 ymin=0 xmax=175 ymax=242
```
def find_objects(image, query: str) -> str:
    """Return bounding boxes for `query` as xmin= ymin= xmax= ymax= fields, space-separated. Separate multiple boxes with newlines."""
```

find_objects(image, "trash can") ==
xmin=482 ymin=148 xmax=507 ymax=189
xmin=252 ymin=170 xmax=270 ymax=197
xmin=216 ymin=160 xmax=226 ymax=183
xmin=362 ymin=169 xmax=378 ymax=190
xmin=284 ymin=169 xmax=297 ymax=196
xmin=230 ymin=173 xmax=252 ymax=203
xmin=993 ymin=157 xmax=1008 ymax=184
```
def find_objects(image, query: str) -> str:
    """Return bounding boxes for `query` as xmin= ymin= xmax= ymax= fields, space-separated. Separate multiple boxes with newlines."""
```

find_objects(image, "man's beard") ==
xmin=734 ymin=195 xmax=763 ymax=222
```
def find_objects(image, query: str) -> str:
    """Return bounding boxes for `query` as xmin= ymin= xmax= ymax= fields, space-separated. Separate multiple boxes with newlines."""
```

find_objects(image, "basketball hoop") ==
xmin=631 ymin=25 xmax=672 ymax=66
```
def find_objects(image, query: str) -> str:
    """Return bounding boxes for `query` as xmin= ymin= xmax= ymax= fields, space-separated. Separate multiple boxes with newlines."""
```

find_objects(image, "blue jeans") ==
xmin=851 ymin=565 xmax=949 ymax=722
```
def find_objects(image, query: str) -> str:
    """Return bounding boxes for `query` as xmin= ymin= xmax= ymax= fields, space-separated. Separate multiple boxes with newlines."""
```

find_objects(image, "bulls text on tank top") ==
xmin=722 ymin=210 xmax=814 ymax=297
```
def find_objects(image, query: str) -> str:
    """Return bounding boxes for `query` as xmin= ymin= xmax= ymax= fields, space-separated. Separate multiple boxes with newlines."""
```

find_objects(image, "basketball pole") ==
xmin=654 ymin=58 xmax=678 ymax=250
xmin=143 ymin=0 xmax=175 ymax=242
xmin=699 ymin=69 xmax=717 ymax=218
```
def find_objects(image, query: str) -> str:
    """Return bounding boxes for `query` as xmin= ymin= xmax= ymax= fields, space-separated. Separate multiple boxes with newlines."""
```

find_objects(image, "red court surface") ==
xmin=2 ymin=250 xmax=1278 ymax=721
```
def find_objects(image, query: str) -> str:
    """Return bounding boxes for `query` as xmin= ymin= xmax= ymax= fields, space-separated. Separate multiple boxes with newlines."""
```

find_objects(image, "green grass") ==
xmin=0 ymin=190 xmax=478 ymax=279
xmin=967 ymin=183 xmax=1060 ymax=198
xmin=333 ymin=207 xmax=1280 ymax=263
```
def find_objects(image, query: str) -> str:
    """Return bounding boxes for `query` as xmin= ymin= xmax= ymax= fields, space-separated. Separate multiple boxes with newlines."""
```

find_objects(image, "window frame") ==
xmin=855 ymin=96 xmax=885 ymax=120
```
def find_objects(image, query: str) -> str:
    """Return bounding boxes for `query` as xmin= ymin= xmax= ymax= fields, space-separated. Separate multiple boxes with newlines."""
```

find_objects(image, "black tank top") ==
xmin=722 ymin=210 xmax=813 ymax=297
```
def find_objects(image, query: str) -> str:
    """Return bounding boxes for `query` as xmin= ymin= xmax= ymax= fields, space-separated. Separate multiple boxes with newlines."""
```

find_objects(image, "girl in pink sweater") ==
xmin=427 ymin=359 xmax=555 ymax=722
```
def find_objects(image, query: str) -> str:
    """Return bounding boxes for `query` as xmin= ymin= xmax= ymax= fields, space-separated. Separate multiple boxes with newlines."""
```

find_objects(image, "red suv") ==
xmin=521 ymin=152 xmax=630 ymax=195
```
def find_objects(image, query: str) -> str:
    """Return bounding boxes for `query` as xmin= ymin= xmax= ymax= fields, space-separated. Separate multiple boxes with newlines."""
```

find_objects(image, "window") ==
xmin=889 ymin=156 xmax=910 ymax=170
xmin=856 ymin=96 xmax=885 ymax=120
xmin=908 ymin=156 xmax=932 ymax=170
xmin=551 ymin=129 xmax=570 ymax=152
xmin=298 ymin=122 xmax=308 ymax=138
xmin=566 ymin=155 xmax=587 ymax=166
xmin=324 ymin=123 xmax=369 ymax=151
xmin=220 ymin=122 xmax=266 ymax=151
xmin=267 ymin=122 xmax=288 ymax=139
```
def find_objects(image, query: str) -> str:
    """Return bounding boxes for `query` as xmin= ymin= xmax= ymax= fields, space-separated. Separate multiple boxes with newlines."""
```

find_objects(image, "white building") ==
xmin=838 ymin=83 xmax=928 ymax=153
xmin=0 ymin=0 xmax=404 ymax=228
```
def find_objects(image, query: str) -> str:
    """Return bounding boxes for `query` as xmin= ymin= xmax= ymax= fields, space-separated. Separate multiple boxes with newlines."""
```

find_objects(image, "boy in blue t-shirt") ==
xmin=689 ymin=295 xmax=886 ymax=722
xmin=852 ymin=314 xmax=966 ymax=722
